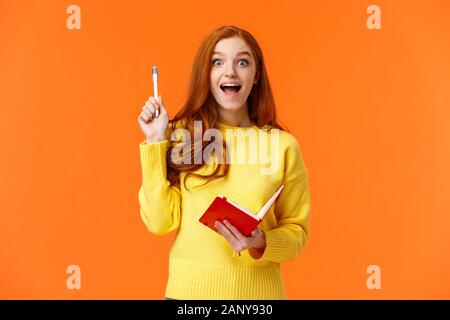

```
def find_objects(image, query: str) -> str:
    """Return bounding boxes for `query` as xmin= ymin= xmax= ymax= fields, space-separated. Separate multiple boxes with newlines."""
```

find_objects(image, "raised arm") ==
xmin=137 ymin=95 xmax=181 ymax=236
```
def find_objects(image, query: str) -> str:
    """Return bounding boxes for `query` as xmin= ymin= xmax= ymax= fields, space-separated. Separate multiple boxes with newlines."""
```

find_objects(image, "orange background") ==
xmin=1 ymin=0 xmax=449 ymax=299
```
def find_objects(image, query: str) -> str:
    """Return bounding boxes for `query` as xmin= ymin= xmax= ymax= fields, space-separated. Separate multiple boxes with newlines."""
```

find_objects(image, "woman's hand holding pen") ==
xmin=138 ymin=95 xmax=169 ymax=143
xmin=214 ymin=220 xmax=266 ymax=257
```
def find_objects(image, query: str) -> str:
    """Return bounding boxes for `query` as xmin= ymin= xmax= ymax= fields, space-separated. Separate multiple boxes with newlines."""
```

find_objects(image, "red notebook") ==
xmin=199 ymin=184 xmax=285 ymax=237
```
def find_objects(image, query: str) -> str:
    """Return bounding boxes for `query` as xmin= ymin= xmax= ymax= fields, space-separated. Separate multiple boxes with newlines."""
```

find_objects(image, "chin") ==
xmin=217 ymin=101 xmax=245 ymax=110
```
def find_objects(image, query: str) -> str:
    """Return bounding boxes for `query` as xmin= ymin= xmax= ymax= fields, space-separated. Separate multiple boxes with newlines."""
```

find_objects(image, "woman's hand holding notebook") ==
xmin=199 ymin=184 xmax=285 ymax=237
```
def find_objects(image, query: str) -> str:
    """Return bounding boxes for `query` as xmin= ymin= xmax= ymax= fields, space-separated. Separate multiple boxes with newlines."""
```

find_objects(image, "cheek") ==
xmin=244 ymin=77 xmax=256 ymax=92
xmin=210 ymin=73 xmax=219 ymax=91
xmin=210 ymin=83 xmax=219 ymax=97
xmin=210 ymin=69 xmax=220 ymax=81
xmin=242 ymin=70 xmax=257 ymax=86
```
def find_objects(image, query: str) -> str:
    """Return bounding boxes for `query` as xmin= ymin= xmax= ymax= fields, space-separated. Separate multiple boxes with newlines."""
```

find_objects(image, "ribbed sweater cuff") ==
xmin=139 ymin=139 xmax=169 ymax=184
xmin=259 ymin=228 xmax=290 ymax=262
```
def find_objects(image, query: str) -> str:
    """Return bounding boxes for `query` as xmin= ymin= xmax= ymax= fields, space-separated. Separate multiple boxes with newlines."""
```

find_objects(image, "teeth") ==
xmin=221 ymin=84 xmax=240 ymax=87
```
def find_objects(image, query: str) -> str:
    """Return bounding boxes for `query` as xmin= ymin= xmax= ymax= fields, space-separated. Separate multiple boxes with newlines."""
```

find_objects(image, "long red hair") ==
xmin=167 ymin=25 xmax=289 ymax=188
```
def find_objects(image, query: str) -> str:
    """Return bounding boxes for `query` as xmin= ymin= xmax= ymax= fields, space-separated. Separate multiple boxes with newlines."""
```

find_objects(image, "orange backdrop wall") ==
xmin=1 ymin=0 xmax=449 ymax=299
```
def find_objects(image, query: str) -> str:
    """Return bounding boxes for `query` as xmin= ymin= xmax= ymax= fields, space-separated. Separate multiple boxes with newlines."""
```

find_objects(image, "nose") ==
xmin=224 ymin=63 xmax=237 ymax=78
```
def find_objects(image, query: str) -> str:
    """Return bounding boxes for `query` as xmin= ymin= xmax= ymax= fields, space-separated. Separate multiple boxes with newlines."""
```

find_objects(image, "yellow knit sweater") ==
xmin=138 ymin=121 xmax=311 ymax=300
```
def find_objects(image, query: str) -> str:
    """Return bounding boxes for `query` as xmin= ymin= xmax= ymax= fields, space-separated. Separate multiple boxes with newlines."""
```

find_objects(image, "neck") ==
xmin=217 ymin=102 xmax=254 ymax=127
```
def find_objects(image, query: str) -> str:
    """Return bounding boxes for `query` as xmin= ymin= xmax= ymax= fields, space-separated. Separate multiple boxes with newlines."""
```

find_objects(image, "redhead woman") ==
xmin=137 ymin=25 xmax=311 ymax=300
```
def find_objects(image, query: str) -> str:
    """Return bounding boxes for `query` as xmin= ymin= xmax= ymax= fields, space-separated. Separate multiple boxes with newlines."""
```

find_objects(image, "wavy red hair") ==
xmin=167 ymin=25 xmax=289 ymax=188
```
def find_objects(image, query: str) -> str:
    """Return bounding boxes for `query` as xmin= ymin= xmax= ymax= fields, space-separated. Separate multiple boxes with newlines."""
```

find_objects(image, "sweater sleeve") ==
xmin=138 ymin=139 xmax=182 ymax=236
xmin=250 ymin=135 xmax=311 ymax=262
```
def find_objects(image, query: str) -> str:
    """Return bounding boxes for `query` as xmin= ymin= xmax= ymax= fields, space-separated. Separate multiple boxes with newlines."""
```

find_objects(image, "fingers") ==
xmin=143 ymin=103 xmax=154 ymax=117
xmin=214 ymin=220 xmax=266 ymax=256
xmin=215 ymin=221 xmax=238 ymax=241
xmin=223 ymin=220 xmax=247 ymax=242
xmin=140 ymin=107 xmax=153 ymax=123
xmin=215 ymin=221 xmax=241 ymax=252
xmin=139 ymin=111 xmax=150 ymax=123
xmin=149 ymin=96 xmax=161 ymax=116
xmin=251 ymin=228 xmax=263 ymax=237
xmin=140 ymin=98 xmax=158 ymax=123
xmin=215 ymin=220 xmax=249 ymax=253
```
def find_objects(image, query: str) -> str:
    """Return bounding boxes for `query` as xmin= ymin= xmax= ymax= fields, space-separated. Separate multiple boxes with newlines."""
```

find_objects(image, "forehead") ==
xmin=213 ymin=37 xmax=253 ymax=58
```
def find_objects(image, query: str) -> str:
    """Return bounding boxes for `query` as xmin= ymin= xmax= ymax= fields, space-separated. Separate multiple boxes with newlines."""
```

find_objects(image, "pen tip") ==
xmin=152 ymin=66 xmax=158 ymax=74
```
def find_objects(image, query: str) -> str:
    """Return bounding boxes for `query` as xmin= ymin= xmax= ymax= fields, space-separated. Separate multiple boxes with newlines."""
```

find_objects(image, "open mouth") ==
xmin=220 ymin=84 xmax=242 ymax=95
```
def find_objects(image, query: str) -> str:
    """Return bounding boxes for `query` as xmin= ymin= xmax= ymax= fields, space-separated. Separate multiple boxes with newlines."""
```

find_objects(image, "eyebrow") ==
xmin=212 ymin=51 xmax=252 ymax=58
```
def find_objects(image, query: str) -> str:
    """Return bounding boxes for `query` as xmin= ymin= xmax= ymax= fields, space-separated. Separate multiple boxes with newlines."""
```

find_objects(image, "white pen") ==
xmin=152 ymin=66 xmax=159 ymax=118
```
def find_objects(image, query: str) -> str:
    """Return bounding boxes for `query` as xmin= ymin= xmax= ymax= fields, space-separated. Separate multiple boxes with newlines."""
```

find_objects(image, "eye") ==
xmin=238 ymin=59 xmax=249 ymax=66
xmin=212 ymin=59 xmax=222 ymax=66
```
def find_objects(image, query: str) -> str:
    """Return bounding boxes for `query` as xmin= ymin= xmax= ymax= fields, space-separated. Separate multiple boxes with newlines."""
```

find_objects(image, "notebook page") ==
xmin=256 ymin=184 xmax=285 ymax=220
xmin=224 ymin=198 xmax=258 ymax=220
